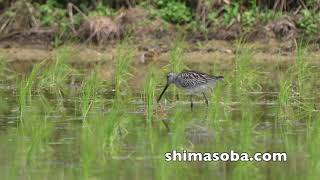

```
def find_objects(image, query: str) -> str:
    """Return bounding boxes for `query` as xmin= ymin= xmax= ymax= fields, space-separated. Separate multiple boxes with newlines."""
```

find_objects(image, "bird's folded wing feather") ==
xmin=178 ymin=71 xmax=210 ymax=87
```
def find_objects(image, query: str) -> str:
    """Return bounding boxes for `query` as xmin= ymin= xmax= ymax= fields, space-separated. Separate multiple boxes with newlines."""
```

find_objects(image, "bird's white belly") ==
xmin=178 ymin=84 xmax=211 ymax=94
xmin=175 ymin=81 xmax=216 ymax=94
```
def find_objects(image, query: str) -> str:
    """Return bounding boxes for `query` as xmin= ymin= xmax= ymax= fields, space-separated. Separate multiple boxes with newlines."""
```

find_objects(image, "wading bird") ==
xmin=157 ymin=71 xmax=224 ymax=110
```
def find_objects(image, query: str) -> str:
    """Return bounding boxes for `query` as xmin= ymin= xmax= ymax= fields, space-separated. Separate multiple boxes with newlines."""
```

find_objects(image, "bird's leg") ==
xmin=189 ymin=94 xmax=193 ymax=111
xmin=202 ymin=92 xmax=209 ymax=107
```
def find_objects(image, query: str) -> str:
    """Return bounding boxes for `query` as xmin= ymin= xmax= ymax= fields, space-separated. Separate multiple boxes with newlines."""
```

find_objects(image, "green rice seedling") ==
xmin=276 ymin=80 xmax=291 ymax=173
xmin=170 ymin=37 xmax=185 ymax=74
xmin=169 ymin=37 xmax=186 ymax=101
xmin=292 ymin=44 xmax=316 ymax=125
xmin=208 ymin=75 xmax=232 ymax=156
xmin=295 ymin=45 xmax=310 ymax=94
xmin=80 ymin=102 xmax=124 ymax=179
xmin=277 ymin=79 xmax=294 ymax=121
xmin=18 ymin=63 xmax=42 ymax=121
xmin=209 ymin=76 xmax=225 ymax=119
xmin=233 ymin=41 xmax=260 ymax=137
xmin=151 ymin=104 xmax=187 ymax=180
xmin=208 ymin=63 xmax=231 ymax=122
xmin=228 ymin=41 xmax=262 ymax=179
xmin=144 ymin=68 xmax=160 ymax=124
xmin=38 ymin=46 xmax=75 ymax=98
xmin=233 ymin=42 xmax=260 ymax=94
xmin=114 ymin=39 xmax=134 ymax=98
xmin=80 ymin=64 xmax=127 ymax=178
xmin=276 ymin=75 xmax=305 ymax=179
xmin=231 ymin=89 xmax=260 ymax=180
xmin=80 ymin=70 xmax=103 ymax=121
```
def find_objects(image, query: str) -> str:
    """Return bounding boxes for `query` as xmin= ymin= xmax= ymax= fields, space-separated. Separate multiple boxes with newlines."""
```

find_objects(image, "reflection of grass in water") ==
xmin=81 ymin=39 xmax=135 ymax=176
xmin=80 ymin=43 xmax=134 ymax=178
xmin=9 ymin=98 xmax=54 ymax=179
xmin=151 ymin=104 xmax=187 ymax=180
xmin=80 ymin=91 xmax=131 ymax=179
xmin=307 ymin=114 xmax=320 ymax=177
xmin=79 ymin=62 xmax=131 ymax=175
xmin=80 ymin=108 xmax=122 ymax=179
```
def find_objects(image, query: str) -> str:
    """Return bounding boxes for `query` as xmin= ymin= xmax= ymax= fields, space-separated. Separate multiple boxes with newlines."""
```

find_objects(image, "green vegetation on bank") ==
xmin=0 ymin=0 xmax=320 ymax=43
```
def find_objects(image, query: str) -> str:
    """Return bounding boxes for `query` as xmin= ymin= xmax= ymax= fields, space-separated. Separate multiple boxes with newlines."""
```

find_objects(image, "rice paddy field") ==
xmin=0 ymin=39 xmax=319 ymax=180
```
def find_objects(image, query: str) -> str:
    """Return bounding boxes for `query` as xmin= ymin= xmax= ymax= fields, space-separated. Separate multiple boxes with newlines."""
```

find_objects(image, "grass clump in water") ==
xmin=114 ymin=39 xmax=134 ymax=98
xmin=38 ymin=47 xmax=75 ymax=98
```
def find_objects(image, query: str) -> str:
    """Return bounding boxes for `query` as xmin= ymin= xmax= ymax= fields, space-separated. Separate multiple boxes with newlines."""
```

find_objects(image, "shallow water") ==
xmin=0 ymin=88 xmax=314 ymax=179
xmin=0 ymin=44 xmax=319 ymax=179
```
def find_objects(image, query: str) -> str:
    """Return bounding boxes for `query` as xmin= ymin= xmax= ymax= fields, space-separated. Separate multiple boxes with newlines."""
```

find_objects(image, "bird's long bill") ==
xmin=157 ymin=84 xmax=169 ymax=103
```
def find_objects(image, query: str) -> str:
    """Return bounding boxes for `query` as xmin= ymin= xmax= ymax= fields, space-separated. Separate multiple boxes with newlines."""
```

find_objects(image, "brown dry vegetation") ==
xmin=0 ymin=0 xmax=319 ymax=49
xmin=77 ymin=7 xmax=157 ymax=45
xmin=265 ymin=15 xmax=297 ymax=40
xmin=0 ymin=1 xmax=55 ymax=47
xmin=78 ymin=16 xmax=123 ymax=44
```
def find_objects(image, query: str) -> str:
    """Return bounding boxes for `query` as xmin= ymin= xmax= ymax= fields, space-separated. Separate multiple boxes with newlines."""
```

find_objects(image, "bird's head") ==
xmin=167 ymin=72 xmax=177 ymax=84
xmin=157 ymin=72 xmax=177 ymax=103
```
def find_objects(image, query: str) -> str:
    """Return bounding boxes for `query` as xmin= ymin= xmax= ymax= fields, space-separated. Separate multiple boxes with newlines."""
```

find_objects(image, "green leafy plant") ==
xmin=260 ymin=9 xmax=282 ymax=23
xmin=298 ymin=10 xmax=319 ymax=35
xmin=223 ymin=2 xmax=239 ymax=25
xmin=38 ymin=0 xmax=71 ymax=40
xmin=88 ymin=3 xmax=115 ymax=17
xmin=39 ymin=0 xmax=67 ymax=27
xmin=208 ymin=11 xmax=220 ymax=26
xmin=157 ymin=1 xmax=191 ymax=24
xmin=155 ymin=0 xmax=172 ymax=8
xmin=242 ymin=8 xmax=256 ymax=27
